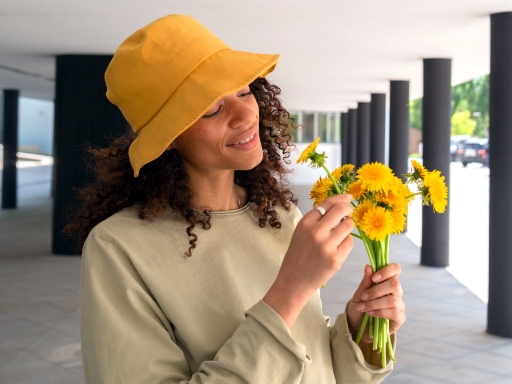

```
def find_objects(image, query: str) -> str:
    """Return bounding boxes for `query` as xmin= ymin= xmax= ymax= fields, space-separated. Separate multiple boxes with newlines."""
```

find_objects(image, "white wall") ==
xmin=288 ymin=143 xmax=341 ymax=185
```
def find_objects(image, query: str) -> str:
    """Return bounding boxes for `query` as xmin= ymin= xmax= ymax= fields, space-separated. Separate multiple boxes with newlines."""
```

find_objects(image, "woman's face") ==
xmin=171 ymin=85 xmax=262 ymax=176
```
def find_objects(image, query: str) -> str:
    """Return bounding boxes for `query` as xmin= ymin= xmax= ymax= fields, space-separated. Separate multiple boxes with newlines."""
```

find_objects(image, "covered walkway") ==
xmin=1 ymin=166 xmax=511 ymax=383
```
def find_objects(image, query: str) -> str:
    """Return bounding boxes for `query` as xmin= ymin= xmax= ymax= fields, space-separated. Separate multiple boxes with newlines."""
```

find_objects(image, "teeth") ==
xmin=235 ymin=134 xmax=254 ymax=145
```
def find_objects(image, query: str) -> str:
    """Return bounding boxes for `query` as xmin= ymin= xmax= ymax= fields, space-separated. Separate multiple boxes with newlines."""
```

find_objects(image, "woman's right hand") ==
xmin=263 ymin=194 xmax=355 ymax=329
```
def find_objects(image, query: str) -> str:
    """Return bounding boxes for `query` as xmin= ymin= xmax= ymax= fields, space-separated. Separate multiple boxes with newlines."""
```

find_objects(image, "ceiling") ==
xmin=0 ymin=0 xmax=510 ymax=111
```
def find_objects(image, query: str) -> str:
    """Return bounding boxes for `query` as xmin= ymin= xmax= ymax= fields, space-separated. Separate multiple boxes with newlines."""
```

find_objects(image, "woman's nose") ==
xmin=226 ymin=96 xmax=258 ymax=129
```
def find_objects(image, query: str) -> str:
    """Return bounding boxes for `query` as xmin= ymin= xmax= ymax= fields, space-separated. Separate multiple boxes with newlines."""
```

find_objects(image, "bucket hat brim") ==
xmin=129 ymin=49 xmax=280 ymax=177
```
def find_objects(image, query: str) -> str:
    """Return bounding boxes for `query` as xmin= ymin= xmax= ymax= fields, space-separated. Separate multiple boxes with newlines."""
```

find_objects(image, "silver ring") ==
xmin=315 ymin=206 xmax=326 ymax=216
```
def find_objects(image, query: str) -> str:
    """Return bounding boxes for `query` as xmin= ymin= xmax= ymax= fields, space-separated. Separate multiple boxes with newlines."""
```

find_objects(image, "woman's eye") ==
xmin=202 ymin=105 xmax=222 ymax=119
xmin=240 ymin=91 xmax=252 ymax=98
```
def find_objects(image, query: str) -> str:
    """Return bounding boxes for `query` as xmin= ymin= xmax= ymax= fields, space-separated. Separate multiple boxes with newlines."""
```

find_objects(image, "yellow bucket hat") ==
xmin=105 ymin=14 xmax=281 ymax=177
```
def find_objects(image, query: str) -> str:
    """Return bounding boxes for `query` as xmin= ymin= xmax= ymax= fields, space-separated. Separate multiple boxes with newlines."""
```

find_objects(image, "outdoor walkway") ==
xmin=1 ymin=166 xmax=511 ymax=383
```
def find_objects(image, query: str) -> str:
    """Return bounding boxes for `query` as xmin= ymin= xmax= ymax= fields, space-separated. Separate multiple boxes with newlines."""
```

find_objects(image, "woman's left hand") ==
xmin=346 ymin=263 xmax=406 ymax=346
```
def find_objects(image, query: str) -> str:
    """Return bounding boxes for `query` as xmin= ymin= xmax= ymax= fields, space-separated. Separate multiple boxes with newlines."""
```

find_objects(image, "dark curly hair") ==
xmin=63 ymin=78 xmax=298 ymax=256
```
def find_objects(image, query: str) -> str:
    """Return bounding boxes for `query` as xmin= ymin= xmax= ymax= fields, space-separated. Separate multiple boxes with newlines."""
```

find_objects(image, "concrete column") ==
xmin=421 ymin=59 xmax=451 ymax=267
xmin=348 ymin=108 xmax=358 ymax=166
xmin=370 ymin=93 xmax=386 ymax=164
xmin=1 ymin=89 xmax=19 ymax=209
xmin=53 ymin=55 xmax=129 ymax=255
xmin=341 ymin=112 xmax=349 ymax=165
xmin=389 ymin=81 xmax=410 ymax=181
xmin=488 ymin=12 xmax=512 ymax=338
xmin=357 ymin=102 xmax=371 ymax=167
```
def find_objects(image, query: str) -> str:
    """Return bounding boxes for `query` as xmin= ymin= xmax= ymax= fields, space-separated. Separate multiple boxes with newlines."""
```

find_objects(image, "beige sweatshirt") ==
xmin=80 ymin=203 xmax=394 ymax=383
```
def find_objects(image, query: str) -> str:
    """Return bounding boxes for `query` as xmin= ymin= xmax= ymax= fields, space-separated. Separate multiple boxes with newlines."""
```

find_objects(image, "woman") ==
xmin=69 ymin=14 xmax=405 ymax=383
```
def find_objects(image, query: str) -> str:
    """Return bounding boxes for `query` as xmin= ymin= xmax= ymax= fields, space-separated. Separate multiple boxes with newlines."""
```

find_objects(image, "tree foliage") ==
xmin=409 ymin=75 xmax=489 ymax=138
xmin=451 ymin=110 xmax=476 ymax=136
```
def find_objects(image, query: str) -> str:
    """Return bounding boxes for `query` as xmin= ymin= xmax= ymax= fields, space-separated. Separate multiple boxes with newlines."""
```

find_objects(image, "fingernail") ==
xmin=361 ymin=293 xmax=369 ymax=301
xmin=356 ymin=304 xmax=366 ymax=311
xmin=373 ymin=273 xmax=382 ymax=282
xmin=346 ymin=194 xmax=353 ymax=200
xmin=368 ymin=310 xmax=375 ymax=315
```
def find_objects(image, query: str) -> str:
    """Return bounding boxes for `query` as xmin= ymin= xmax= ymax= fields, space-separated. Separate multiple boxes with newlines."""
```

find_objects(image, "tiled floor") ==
xmin=0 ymin=166 xmax=511 ymax=383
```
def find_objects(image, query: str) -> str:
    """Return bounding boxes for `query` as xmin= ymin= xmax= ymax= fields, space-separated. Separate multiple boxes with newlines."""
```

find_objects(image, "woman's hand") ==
xmin=263 ymin=194 xmax=355 ymax=329
xmin=347 ymin=263 xmax=406 ymax=346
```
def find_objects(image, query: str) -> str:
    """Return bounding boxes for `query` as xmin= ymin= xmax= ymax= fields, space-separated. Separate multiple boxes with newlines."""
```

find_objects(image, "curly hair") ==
xmin=63 ymin=78 xmax=298 ymax=256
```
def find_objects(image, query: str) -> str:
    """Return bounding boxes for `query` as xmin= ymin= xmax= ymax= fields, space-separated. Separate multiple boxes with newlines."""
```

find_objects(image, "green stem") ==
xmin=381 ymin=327 xmax=386 ymax=368
xmin=387 ymin=331 xmax=396 ymax=362
xmin=351 ymin=232 xmax=362 ymax=240
xmin=355 ymin=313 xmax=370 ymax=345
xmin=321 ymin=164 xmax=342 ymax=195
xmin=373 ymin=317 xmax=379 ymax=350
xmin=357 ymin=227 xmax=376 ymax=272
xmin=405 ymin=191 xmax=422 ymax=199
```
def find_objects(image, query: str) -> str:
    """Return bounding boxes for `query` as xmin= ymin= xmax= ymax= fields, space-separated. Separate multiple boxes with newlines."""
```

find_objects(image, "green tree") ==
xmin=409 ymin=74 xmax=489 ymax=138
xmin=451 ymin=75 xmax=489 ymax=138
xmin=451 ymin=110 xmax=476 ymax=136
xmin=409 ymin=99 xmax=422 ymax=129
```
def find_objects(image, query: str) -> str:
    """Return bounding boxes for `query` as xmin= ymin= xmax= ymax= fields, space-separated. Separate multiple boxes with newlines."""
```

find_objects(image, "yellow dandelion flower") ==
xmin=332 ymin=167 xmax=343 ymax=182
xmin=346 ymin=180 xmax=365 ymax=200
xmin=390 ymin=209 xmax=407 ymax=234
xmin=356 ymin=162 xmax=395 ymax=195
xmin=377 ymin=177 xmax=411 ymax=206
xmin=297 ymin=137 xmax=320 ymax=164
xmin=411 ymin=160 xmax=428 ymax=180
xmin=392 ymin=199 xmax=409 ymax=215
xmin=353 ymin=200 xmax=374 ymax=225
xmin=360 ymin=206 xmax=395 ymax=241
xmin=423 ymin=170 xmax=448 ymax=213
xmin=332 ymin=164 xmax=355 ymax=181
xmin=310 ymin=176 xmax=333 ymax=206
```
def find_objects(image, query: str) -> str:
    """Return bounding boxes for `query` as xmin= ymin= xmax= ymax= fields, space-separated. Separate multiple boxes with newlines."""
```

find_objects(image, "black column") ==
xmin=53 ymin=55 xmax=129 ymax=255
xmin=348 ymin=108 xmax=358 ymax=166
xmin=488 ymin=12 xmax=512 ymax=338
xmin=341 ymin=112 xmax=349 ymax=165
xmin=389 ymin=81 xmax=409 ymax=181
xmin=1 ymin=89 xmax=19 ymax=209
xmin=357 ymin=102 xmax=371 ymax=167
xmin=421 ymin=59 xmax=451 ymax=267
xmin=370 ymin=93 xmax=386 ymax=164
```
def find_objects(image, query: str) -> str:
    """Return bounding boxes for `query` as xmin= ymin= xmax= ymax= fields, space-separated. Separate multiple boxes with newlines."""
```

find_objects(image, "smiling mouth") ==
xmin=232 ymin=133 xmax=255 ymax=145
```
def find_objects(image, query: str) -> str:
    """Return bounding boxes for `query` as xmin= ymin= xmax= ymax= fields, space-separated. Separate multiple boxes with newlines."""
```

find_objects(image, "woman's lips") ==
xmin=227 ymin=131 xmax=259 ymax=150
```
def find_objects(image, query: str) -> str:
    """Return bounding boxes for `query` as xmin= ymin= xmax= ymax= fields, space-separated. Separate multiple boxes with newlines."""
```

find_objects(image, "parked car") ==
xmin=450 ymin=139 xmax=459 ymax=161
xmin=450 ymin=135 xmax=471 ymax=162
xmin=457 ymin=138 xmax=489 ymax=167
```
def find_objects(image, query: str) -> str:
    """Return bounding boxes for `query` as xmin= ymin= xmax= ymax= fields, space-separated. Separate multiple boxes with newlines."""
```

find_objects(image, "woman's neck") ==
xmin=185 ymin=169 xmax=246 ymax=211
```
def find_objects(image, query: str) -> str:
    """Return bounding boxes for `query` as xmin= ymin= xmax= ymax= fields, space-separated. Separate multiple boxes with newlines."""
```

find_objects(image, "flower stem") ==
xmin=321 ymin=164 xmax=342 ymax=194
xmin=355 ymin=313 xmax=370 ymax=344
xmin=405 ymin=191 xmax=422 ymax=199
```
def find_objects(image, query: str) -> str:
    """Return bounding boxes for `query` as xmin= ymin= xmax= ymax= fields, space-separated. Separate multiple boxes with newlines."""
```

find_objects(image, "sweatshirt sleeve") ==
xmin=80 ymin=233 xmax=311 ymax=384
xmin=329 ymin=301 xmax=395 ymax=384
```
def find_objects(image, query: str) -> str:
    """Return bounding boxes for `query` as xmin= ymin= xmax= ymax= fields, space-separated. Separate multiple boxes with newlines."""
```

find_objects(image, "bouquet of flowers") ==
xmin=297 ymin=137 xmax=448 ymax=367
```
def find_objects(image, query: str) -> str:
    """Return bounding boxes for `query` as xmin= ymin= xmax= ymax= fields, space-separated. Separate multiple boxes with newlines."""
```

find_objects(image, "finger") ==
xmin=371 ymin=262 xmax=401 ymax=283
xmin=304 ymin=194 xmax=353 ymax=220
xmin=364 ymin=307 xmax=406 ymax=327
xmin=350 ymin=265 xmax=374 ymax=303
xmin=333 ymin=232 xmax=354 ymax=265
xmin=317 ymin=202 xmax=354 ymax=231
xmin=361 ymin=277 xmax=403 ymax=302
xmin=355 ymin=294 xmax=404 ymax=313
xmin=327 ymin=216 xmax=355 ymax=245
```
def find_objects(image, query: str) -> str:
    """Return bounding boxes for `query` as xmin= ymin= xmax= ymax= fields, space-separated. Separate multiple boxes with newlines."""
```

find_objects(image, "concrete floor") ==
xmin=1 ymin=166 xmax=512 ymax=383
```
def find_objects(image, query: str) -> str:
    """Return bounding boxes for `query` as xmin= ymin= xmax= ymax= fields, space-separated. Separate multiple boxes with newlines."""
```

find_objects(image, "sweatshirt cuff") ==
xmin=245 ymin=300 xmax=312 ymax=364
xmin=331 ymin=301 xmax=395 ymax=373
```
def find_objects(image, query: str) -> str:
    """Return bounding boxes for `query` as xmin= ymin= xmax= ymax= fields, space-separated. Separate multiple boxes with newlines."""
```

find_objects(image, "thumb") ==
xmin=351 ymin=264 xmax=373 ymax=303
